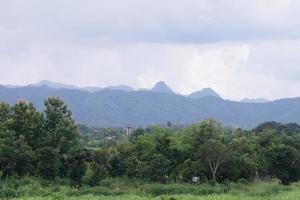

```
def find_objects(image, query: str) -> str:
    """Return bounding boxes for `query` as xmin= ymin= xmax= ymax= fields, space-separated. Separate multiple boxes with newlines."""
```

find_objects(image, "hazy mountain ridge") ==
xmin=31 ymin=80 xmax=134 ymax=93
xmin=0 ymin=85 xmax=299 ymax=128
xmin=30 ymin=80 xmax=102 ymax=92
xmin=242 ymin=98 xmax=269 ymax=103
xmin=25 ymin=80 xmax=225 ymax=99
xmin=189 ymin=87 xmax=222 ymax=99
xmin=104 ymin=85 xmax=134 ymax=91
xmin=31 ymin=80 xmax=80 ymax=90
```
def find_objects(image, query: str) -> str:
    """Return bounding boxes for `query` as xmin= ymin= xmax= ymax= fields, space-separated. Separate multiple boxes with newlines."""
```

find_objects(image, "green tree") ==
xmin=13 ymin=135 xmax=35 ymax=176
xmin=44 ymin=97 xmax=80 ymax=152
xmin=186 ymin=119 xmax=228 ymax=183
xmin=0 ymin=130 xmax=17 ymax=176
xmin=0 ymin=102 xmax=11 ymax=130
xmin=11 ymin=101 xmax=45 ymax=149
xmin=229 ymin=134 xmax=261 ymax=181
xmin=44 ymin=97 xmax=82 ymax=178
xmin=88 ymin=149 xmax=114 ymax=185
xmin=147 ymin=154 xmax=171 ymax=183
xmin=36 ymin=147 xmax=60 ymax=179
xmin=0 ymin=130 xmax=34 ymax=177
xmin=67 ymin=147 xmax=87 ymax=186
xmin=199 ymin=140 xmax=228 ymax=183
xmin=266 ymin=144 xmax=300 ymax=185
xmin=129 ymin=128 xmax=146 ymax=143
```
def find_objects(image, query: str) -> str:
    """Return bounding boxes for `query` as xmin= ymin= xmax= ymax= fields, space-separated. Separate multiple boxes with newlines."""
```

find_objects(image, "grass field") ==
xmin=2 ymin=178 xmax=300 ymax=200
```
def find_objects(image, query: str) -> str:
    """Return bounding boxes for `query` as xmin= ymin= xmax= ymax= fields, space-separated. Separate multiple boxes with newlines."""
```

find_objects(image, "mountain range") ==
xmin=0 ymin=80 xmax=298 ymax=128
xmin=20 ymin=80 xmax=226 ymax=99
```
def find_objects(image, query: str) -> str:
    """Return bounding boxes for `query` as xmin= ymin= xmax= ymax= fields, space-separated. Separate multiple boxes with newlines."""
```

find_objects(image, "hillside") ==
xmin=189 ymin=87 xmax=222 ymax=99
xmin=0 ymin=85 xmax=299 ymax=128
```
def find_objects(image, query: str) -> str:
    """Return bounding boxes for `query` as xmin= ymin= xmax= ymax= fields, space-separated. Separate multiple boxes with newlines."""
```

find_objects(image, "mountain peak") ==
xmin=151 ymin=81 xmax=174 ymax=93
xmin=31 ymin=80 xmax=78 ymax=90
xmin=189 ymin=87 xmax=221 ymax=99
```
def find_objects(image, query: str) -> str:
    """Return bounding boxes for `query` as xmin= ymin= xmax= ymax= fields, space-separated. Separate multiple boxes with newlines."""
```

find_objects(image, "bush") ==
xmin=237 ymin=178 xmax=249 ymax=184
xmin=141 ymin=183 xmax=229 ymax=196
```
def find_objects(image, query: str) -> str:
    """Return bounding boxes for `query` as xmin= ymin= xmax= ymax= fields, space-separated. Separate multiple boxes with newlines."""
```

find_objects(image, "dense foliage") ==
xmin=86 ymin=120 xmax=300 ymax=185
xmin=0 ymin=98 xmax=86 ymax=186
xmin=1 ymin=98 xmax=300 ymax=188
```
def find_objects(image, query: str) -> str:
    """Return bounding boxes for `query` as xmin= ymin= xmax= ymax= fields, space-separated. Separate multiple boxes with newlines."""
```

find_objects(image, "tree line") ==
xmin=1 ymin=98 xmax=300 ymax=186
xmin=0 ymin=98 xmax=87 ymax=185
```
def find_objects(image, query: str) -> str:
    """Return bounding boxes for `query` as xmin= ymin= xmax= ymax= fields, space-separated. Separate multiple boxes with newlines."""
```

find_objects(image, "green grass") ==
xmin=9 ymin=192 xmax=300 ymax=200
xmin=2 ymin=177 xmax=300 ymax=200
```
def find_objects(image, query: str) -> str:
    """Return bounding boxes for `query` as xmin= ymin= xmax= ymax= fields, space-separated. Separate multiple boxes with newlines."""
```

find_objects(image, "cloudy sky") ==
xmin=1 ymin=0 xmax=300 ymax=100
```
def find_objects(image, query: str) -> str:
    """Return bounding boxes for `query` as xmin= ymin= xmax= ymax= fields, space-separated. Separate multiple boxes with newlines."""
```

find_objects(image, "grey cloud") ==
xmin=1 ymin=0 xmax=300 ymax=100
xmin=2 ymin=0 xmax=300 ymax=45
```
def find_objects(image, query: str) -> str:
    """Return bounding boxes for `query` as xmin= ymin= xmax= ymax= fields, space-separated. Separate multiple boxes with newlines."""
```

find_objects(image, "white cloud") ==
xmin=118 ymin=41 xmax=300 ymax=100
xmin=1 ymin=0 xmax=300 ymax=100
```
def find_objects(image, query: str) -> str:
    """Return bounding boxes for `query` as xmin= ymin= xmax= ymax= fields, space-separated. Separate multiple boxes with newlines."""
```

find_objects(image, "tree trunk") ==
xmin=208 ymin=158 xmax=220 ymax=183
xmin=212 ymin=170 xmax=217 ymax=183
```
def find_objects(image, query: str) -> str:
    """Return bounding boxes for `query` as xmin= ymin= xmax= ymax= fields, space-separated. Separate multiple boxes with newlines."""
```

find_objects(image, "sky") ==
xmin=1 ymin=0 xmax=300 ymax=100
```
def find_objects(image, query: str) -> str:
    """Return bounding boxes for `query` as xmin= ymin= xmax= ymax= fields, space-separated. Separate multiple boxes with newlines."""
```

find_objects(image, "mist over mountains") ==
xmin=0 ymin=80 xmax=298 ymax=128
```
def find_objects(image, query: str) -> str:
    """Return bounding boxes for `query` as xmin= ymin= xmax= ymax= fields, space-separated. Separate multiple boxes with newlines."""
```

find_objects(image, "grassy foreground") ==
xmin=1 ymin=178 xmax=300 ymax=200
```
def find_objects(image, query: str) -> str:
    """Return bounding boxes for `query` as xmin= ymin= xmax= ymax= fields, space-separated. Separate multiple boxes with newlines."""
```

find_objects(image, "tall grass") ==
xmin=1 ymin=177 xmax=299 ymax=199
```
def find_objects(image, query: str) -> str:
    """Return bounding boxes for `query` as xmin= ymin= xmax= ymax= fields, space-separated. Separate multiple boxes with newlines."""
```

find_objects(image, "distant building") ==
xmin=105 ymin=136 xmax=114 ymax=140
xmin=192 ymin=176 xmax=200 ymax=183
xmin=126 ymin=125 xmax=132 ymax=136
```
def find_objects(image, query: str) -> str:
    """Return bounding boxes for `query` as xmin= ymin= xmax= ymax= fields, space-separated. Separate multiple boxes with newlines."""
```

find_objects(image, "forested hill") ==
xmin=0 ymin=85 xmax=299 ymax=128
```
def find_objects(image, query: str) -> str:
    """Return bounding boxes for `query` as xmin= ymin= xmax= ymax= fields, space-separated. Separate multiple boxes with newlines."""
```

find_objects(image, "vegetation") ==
xmin=1 ymin=177 xmax=300 ymax=199
xmin=0 ymin=98 xmax=86 ymax=186
xmin=1 ymin=98 xmax=300 ymax=199
xmin=78 ymin=124 xmax=125 ymax=147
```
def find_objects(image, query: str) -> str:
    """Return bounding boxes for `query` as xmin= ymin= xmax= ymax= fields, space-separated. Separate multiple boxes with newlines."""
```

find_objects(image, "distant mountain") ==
xmin=137 ymin=88 xmax=149 ymax=91
xmin=104 ymin=85 xmax=134 ymax=92
xmin=31 ymin=80 xmax=79 ymax=90
xmin=31 ymin=80 xmax=103 ymax=92
xmin=151 ymin=81 xmax=174 ymax=93
xmin=0 ymin=84 xmax=21 ymax=88
xmin=81 ymin=87 xmax=102 ymax=92
xmin=242 ymin=98 xmax=269 ymax=103
xmin=30 ymin=80 xmax=136 ymax=92
xmin=0 ymin=85 xmax=299 ymax=128
xmin=189 ymin=87 xmax=221 ymax=99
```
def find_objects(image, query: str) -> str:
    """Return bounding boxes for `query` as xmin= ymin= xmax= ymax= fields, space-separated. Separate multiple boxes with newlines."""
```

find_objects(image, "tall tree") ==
xmin=189 ymin=119 xmax=228 ymax=182
xmin=44 ymin=97 xmax=80 ymax=152
xmin=0 ymin=102 xmax=12 ymax=131
xmin=43 ymin=97 xmax=85 ymax=183
xmin=11 ymin=101 xmax=45 ymax=149
xmin=266 ymin=144 xmax=300 ymax=185
xmin=199 ymin=140 xmax=228 ymax=183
